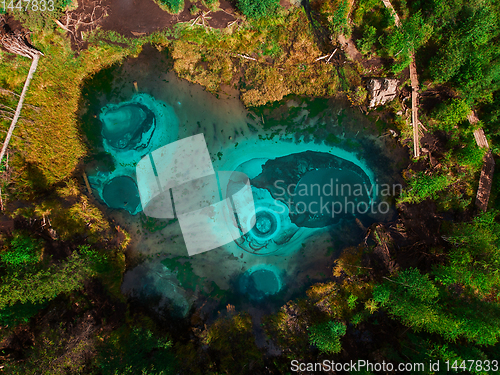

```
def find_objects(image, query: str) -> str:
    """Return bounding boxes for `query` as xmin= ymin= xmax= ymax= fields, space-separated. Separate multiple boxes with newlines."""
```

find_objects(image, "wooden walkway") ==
xmin=409 ymin=57 xmax=420 ymax=157
xmin=473 ymin=128 xmax=490 ymax=149
xmin=382 ymin=0 xmax=401 ymax=26
xmin=379 ymin=2 xmax=495 ymax=211
xmin=380 ymin=0 xmax=420 ymax=157
xmin=476 ymin=151 xmax=495 ymax=212
xmin=468 ymin=110 xmax=495 ymax=212
xmin=468 ymin=111 xmax=490 ymax=148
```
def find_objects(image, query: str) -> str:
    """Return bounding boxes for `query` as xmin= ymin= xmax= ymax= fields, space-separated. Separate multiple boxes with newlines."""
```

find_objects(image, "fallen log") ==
xmin=0 ymin=16 xmax=43 ymax=164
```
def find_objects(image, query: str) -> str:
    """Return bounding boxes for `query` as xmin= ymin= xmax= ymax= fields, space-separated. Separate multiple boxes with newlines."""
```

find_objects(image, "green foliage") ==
xmin=398 ymin=172 xmax=459 ymax=204
xmin=376 ymin=268 xmax=439 ymax=304
xmin=237 ymin=0 xmax=280 ymax=19
xmin=427 ymin=2 xmax=500 ymax=102
xmin=359 ymin=25 xmax=377 ymax=55
xmin=394 ymin=332 xmax=499 ymax=375
xmin=97 ymin=327 xmax=176 ymax=375
xmin=4 ymin=0 xmax=74 ymax=32
xmin=259 ymin=40 xmax=282 ymax=58
xmin=382 ymin=11 xmax=432 ymax=71
xmin=432 ymin=98 xmax=471 ymax=132
xmin=4 ymin=323 xmax=94 ymax=375
xmin=350 ymin=311 xmax=367 ymax=326
xmin=308 ymin=321 xmax=346 ymax=354
xmin=0 ymin=251 xmax=94 ymax=309
xmin=0 ymin=301 xmax=46 ymax=327
xmin=0 ymin=232 xmax=47 ymax=327
xmin=262 ymin=300 xmax=311 ymax=361
xmin=454 ymin=138 xmax=486 ymax=171
xmin=78 ymin=245 xmax=113 ymax=274
xmin=202 ymin=0 xmax=218 ymax=11
xmin=347 ymin=86 xmax=367 ymax=106
xmin=347 ymin=294 xmax=358 ymax=310
xmin=434 ymin=210 xmax=500 ymax=297
xmin=326 ymin=0 xmax=350 ymax=36
xmin=0 ymin=231 xmax=43 ymax=268
xmin=373 ymin=268 xmax=500 ymax=345
xmin=190 ymin=4 xmax=200 ymax=15
xmin=481 ymin=91 xmax=500 ymax=146
xmin=159 ymin=0 xmax=184 ymax=13
xmin=352 ymin=0 xmax=382 ymax=25
xmin=202 ymin=312 xmax=264 ymax=373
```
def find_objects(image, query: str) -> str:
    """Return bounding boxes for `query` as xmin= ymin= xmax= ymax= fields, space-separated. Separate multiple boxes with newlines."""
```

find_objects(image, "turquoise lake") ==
xmin=79 ymin=45 xmax=407 ymax=317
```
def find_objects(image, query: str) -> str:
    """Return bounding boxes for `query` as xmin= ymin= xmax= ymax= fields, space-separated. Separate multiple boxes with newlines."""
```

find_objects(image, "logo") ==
xmin=136 ymin=134 xmax=256 ymax=256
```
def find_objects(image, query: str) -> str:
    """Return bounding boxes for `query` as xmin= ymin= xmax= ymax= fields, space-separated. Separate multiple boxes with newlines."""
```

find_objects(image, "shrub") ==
xmin=237 ymin=0 xmax=279 ymax=19
xmin=190 ymin=4 xmax=200 ymax=15
xmin=434 ymin=210 xmax=500 ymax=297
xmin=328 ymin=0 xmax=350 ymax=36
xmin=0 ymin=252 xmax=94 ymax=309
xmin=398 ymin=172 xmax=458 ymax=204
xmin=359 ymin=25 xmax=377 ymax=55
xmin=97 ymin=327 xmax=175 ymax=375
xmin=433 ymin=98 xmax=471 ymax=132
xmin=202 ymin=0 xmax=218 ymax=11
xmin=455 ymin=140 xmax=486 ymax=171
xmin=308 ymin=321 xmax=346 ymax=354
xmin=0 ymin=301 xmax=46 ymax=327
xmin=159 ymin=0 xmax=184 ymax=13
xmin=382 ymin=11 xmax=432 ymax=71
xmin=0 ymin=232 xmax=43 ymax=268
xmin=374 ymin=268 xmax=500 ymax=346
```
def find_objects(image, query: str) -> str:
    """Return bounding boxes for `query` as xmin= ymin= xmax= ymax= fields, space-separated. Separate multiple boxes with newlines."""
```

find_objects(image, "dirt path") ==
xmin=338 ymin=0 xmax=364 ymax=65
xmin=338 ymin=33 xmax=364 ymax=64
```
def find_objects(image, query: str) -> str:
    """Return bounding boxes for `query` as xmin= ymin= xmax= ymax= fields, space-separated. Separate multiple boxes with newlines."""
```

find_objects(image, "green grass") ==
xmin=165 ymin=9 xmax=345 ymax=106
xmin=157 ymin=0 xmax=185 ymax=13
xmin=0 ymin=30 xmax=144 ymax=190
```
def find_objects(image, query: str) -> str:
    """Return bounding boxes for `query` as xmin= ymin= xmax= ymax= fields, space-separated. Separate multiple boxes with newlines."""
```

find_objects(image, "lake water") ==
xmin=79 ymin=45 xmax=407 ymax=318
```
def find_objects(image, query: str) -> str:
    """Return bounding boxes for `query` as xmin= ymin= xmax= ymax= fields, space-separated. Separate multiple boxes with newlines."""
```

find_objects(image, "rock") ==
xmin=367 ymin=78 xmax=399 ymax=108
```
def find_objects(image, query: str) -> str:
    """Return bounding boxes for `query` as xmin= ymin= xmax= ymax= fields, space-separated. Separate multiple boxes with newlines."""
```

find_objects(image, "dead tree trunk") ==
xmin=0 ymin=16 xmax=43 ymax=164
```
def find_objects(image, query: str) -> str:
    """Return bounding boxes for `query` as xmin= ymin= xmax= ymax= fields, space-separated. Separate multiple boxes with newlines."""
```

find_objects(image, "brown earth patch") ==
xmin=44 ymin=0 xmax=238 ymax=49
xmin=0 ymin=15 xmax=23 ymax=33
xmin=97 ymin=0 xmax=236 ymax=36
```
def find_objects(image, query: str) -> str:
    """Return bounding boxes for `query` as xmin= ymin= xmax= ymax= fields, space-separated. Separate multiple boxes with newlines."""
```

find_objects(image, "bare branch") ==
xmin=0 ymin=88 xmax=20 ymax=98
xmin=236 ymin=53 xmax=257 ymax=61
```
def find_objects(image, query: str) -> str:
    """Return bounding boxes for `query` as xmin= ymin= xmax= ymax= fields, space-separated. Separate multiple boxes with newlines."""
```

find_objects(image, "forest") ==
xmin=0 ymin=0 xmax=499 ymax=373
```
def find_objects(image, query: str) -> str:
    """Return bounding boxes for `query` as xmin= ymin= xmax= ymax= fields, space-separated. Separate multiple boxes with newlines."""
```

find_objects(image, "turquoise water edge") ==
xmin=80 ymin=47 xmax=406 ymax=315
